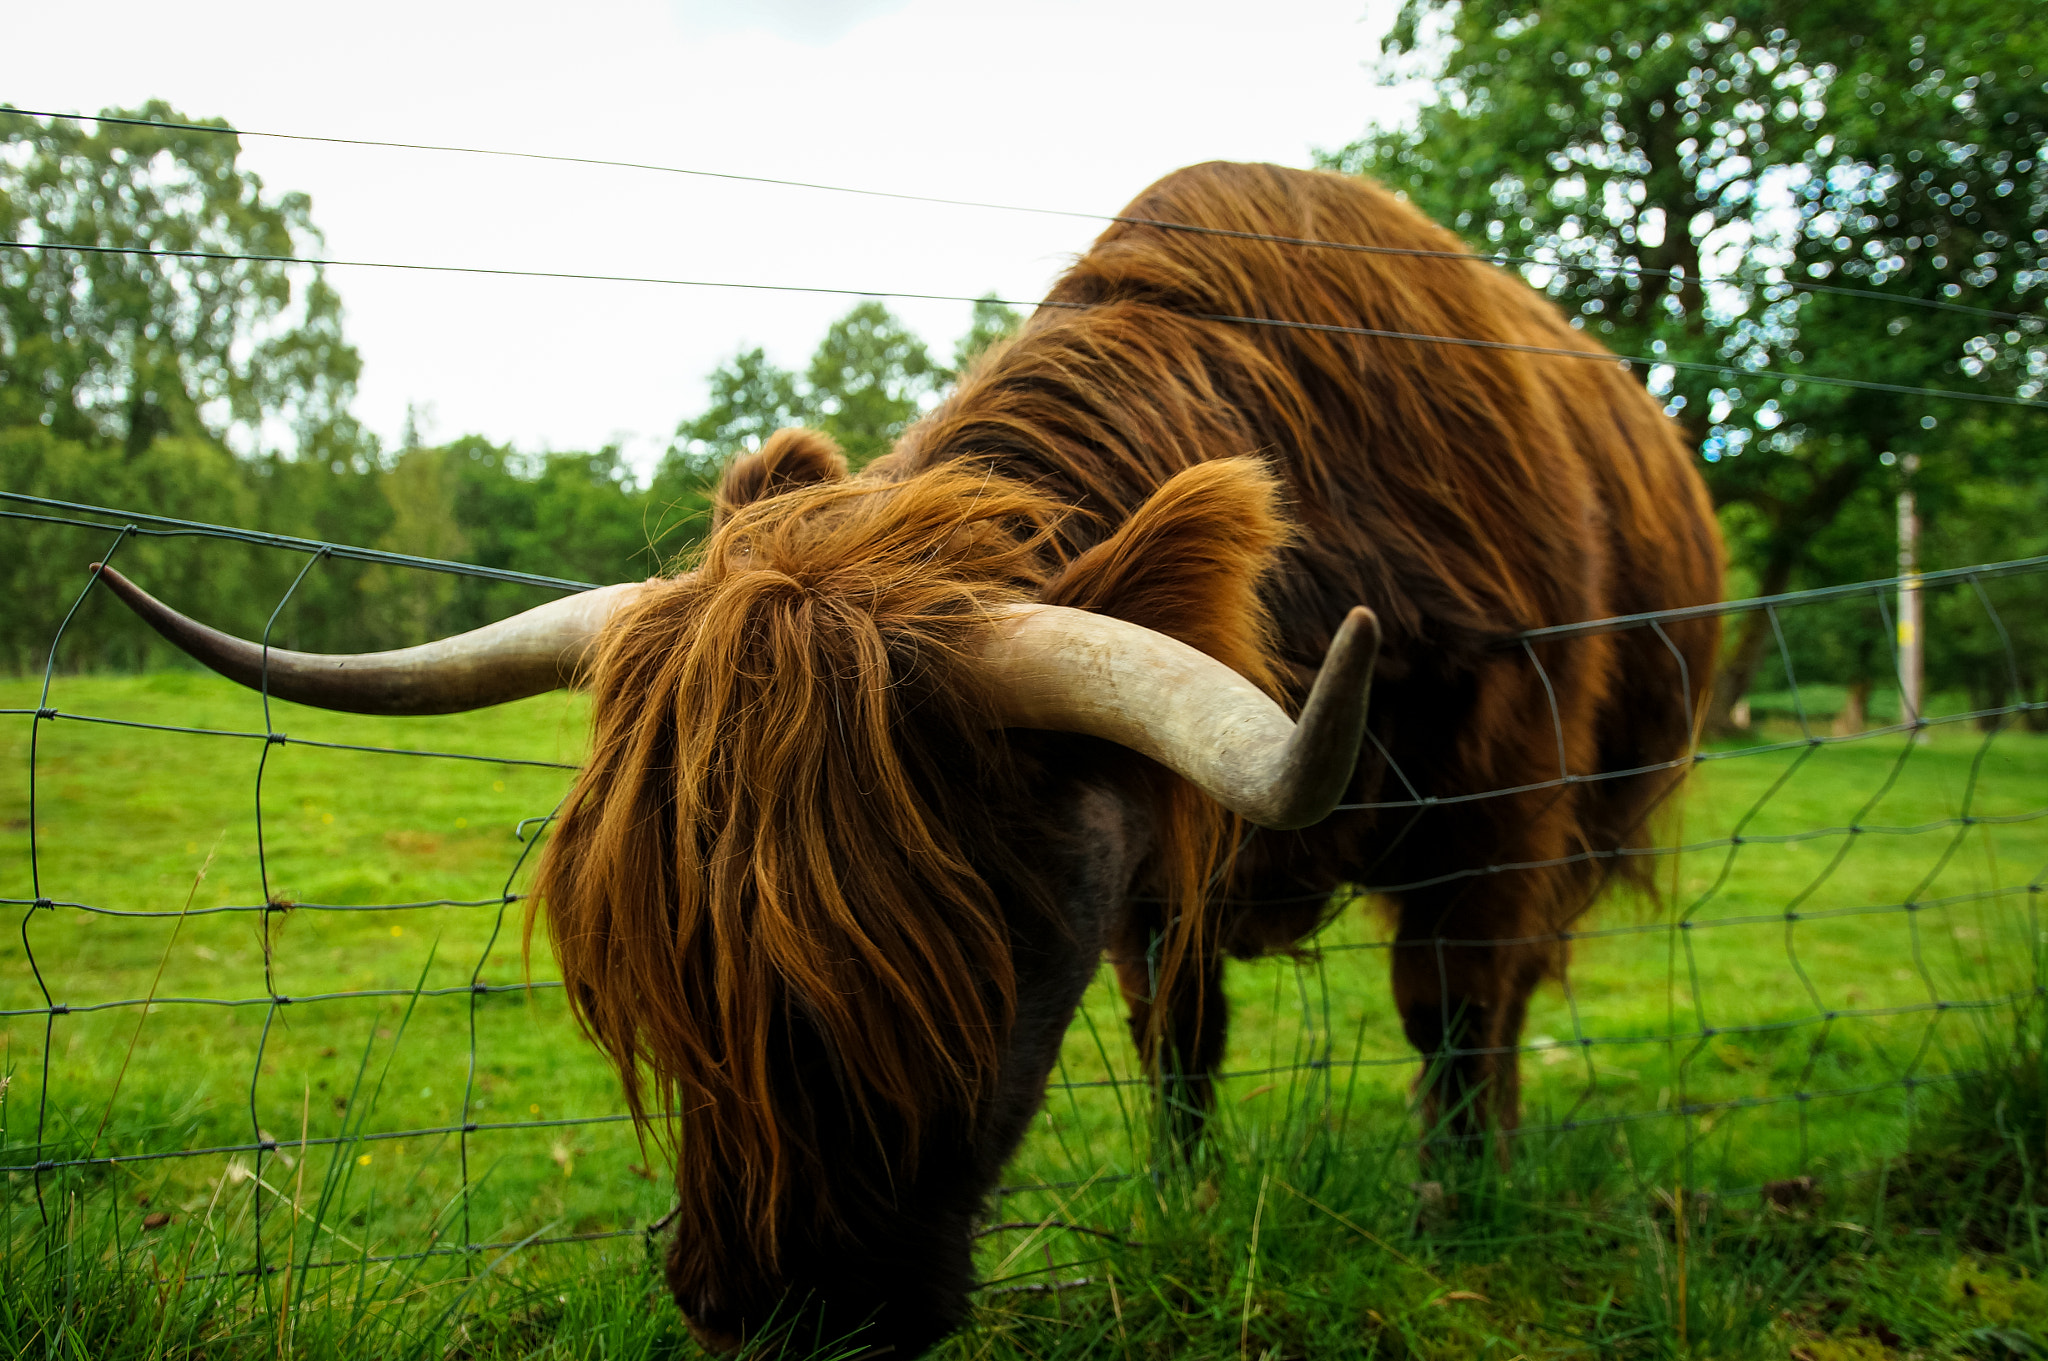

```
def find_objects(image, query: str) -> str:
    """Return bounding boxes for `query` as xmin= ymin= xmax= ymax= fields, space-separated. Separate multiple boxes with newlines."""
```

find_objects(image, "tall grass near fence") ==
xmin=7 ymin=923 xmax=2048 ymax=1359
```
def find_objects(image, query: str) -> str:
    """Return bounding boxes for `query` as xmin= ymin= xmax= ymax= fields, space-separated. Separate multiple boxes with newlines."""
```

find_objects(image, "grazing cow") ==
xmin=101 ymin=162 xmax=1722 ymax=1357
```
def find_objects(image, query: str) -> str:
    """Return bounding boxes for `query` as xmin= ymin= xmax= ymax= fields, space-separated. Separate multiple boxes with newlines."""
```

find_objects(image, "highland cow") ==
xmin=101 ymin=161 xmax=1722 ymax=1356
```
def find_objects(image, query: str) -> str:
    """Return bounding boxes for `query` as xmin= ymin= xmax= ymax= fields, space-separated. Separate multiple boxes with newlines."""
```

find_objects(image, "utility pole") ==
xmin=1897 ymin=453 xmax=1924 ymax=738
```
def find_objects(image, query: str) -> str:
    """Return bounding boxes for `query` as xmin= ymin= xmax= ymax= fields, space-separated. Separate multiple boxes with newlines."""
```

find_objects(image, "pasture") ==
xmin=6 ymin=669 xmax=2047 ymax=1359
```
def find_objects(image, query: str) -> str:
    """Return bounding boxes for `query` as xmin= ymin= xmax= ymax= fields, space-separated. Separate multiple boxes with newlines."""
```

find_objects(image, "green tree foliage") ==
xmin=0 ymin=433 xmax=690 ymax=673
xmin=806 ymin=301 xmax=943 ymax=465
xmin=332 ymin=440 xmax=688 ymax=646
xmin=0 ymin=107 xmax=697 ymax=674
xmin=426 ymin=439 xmax=699 ymax=640
xmin=1924 ymin=408 xmax=2048 ymax=727
xmin=667 ymin=347 xmax=805 ymax=471
xmin=363 ymin=446 xmax=470 ymax=643
xmin=1327 ymin=1 xmax=2047 ymax=717
xmin=664 ymin=300 xmax=945 ymax=474
xmin=2 ymin=119 xmax=1002 ymax=675
xmin=1734 ymin=401 xmax=2042 ymax=725
xmin=0 ymin=103 xmax=365 ymax=459
xmin=0 ymin=426 xmax=272 ymax=671
xmin=952 ymin=293 xmax=1025 ymax=374
xmin=1747 ymin=448 xmax=2048 ymax=731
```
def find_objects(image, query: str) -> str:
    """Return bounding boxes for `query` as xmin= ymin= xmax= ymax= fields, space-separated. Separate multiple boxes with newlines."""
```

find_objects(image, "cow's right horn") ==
xmin=981 ymin=604 xmax=1380 ymax=831
xmin=90 ymin=565 xmax=653 ymax=716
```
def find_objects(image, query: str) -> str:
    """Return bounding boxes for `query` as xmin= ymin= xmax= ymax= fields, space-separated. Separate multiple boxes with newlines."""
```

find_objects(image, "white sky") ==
xmin=4 ymin=0 xmax=1414 ymax=478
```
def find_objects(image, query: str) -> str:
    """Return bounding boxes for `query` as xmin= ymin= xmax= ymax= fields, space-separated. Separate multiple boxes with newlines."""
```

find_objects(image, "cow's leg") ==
xmin=1388 ymin=885 xmax=1552 ymax=1160
xmin=1111 ymin=916 xmax=1230 ymax=1159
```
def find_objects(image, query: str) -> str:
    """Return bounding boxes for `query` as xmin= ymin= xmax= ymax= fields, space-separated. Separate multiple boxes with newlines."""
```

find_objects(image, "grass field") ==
xmin=6 ymin=668 xmax=2047 ymax=1359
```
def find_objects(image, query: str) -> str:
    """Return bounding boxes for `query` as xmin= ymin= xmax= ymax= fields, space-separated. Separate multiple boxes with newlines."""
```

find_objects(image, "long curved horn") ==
xmin=982 ymin=604 xmax=1380 ymax=831
xmin=90 ymin=565 xmax=652 ymax=716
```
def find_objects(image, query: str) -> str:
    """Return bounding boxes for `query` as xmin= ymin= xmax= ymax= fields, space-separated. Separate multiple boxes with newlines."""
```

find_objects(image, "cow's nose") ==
xmin=683 ymin=1315 xmax=743 ymax=1355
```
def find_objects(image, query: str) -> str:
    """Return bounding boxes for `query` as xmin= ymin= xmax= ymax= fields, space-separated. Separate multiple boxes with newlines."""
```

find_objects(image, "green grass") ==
xmin=5 ymin=670 xmax=2047 ymax=1358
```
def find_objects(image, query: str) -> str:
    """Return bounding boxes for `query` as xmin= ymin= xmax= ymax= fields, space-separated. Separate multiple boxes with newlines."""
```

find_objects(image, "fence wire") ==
xmin=7 ymin=238 xmax=2042 ymax=415
xmin=3 ymin=492 xmax=2046 ymax=1284
xmin=3 ymin=105 xmax=2035 ymax=327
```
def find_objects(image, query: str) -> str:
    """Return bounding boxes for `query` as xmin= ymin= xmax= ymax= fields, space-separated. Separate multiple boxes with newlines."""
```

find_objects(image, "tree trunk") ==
xmin=1832 ymin=678 xmax=1871 ymax=736
xmin=1707 ymin=551 xmax=1796 ymax=737
xmin=1707 ymin=432 xmax=1897 ymax=738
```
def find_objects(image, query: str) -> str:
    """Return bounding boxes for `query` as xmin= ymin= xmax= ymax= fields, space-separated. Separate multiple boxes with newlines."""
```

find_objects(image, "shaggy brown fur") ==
xmin=709 ymin=426 xmax=848 ymax=531
xmin=537 ymin=464 xmax=1052 ymax=1269
xmin=533 ymin=160 xmax=1722 ymax=1351
xmin=883 ymin=162 xmax=1721 ymax=1139
xmin=534 ymin=453 xmax=1289 ymax=1284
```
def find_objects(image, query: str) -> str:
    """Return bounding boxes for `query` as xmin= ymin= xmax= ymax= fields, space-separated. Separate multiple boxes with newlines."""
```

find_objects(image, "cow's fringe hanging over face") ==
xmin=531 ymin=463 xmax=1060 ymax=1273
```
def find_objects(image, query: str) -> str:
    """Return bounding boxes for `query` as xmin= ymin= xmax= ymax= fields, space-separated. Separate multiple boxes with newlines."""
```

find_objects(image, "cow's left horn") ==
xmin=90 ymin=565 xmax=653 ymax=715
xmin=982 ymin=604 xmax=1380 ymax=831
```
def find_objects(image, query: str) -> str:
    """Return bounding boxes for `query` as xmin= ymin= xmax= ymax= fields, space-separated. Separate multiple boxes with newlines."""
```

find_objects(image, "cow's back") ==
xmin=893 ymin=161 xmax=1722 ymax=922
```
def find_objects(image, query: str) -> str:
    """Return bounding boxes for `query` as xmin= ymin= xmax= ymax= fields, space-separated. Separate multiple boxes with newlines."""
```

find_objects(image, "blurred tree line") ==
xmin=0 ymin=104 xmax=1019 ymax=673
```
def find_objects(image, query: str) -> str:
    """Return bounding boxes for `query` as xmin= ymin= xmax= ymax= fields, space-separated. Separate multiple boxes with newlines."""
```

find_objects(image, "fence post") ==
xmin=1897 ymin=453 xmax=1924 ymax=738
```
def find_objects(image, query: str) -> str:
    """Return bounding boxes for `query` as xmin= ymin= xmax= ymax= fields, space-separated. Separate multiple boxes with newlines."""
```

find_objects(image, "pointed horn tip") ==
xmin=1259 ymin=603 xmax=1379 ymax=831
xmin=1319 ymin=605 xmax=1381 ymax=684
xmin=1339 ymin=604 xmax=1381 ymax=648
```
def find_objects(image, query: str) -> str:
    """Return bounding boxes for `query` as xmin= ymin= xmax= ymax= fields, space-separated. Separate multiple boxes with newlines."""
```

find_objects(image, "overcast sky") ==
xmin=5 ymin=0 xmax=1414 ymax=477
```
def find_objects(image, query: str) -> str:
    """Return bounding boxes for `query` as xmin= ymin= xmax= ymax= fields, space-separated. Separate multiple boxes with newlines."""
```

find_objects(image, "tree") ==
xmin=662 ymin=300 xmax=945 ymax=481
xmin=501 ymin=446 xmax=658 ymax=587
xmin=1922 ymin=406 xmax=2048 ymax=728
xmin=1 ymin=102 xmax=365 ymax=459
xmin=952 ymin=293 xmax=1025 ymax=374
xmin=1733 ymin=480 xmax=1899 ymax=731
xmin=804 ymin=301 xmax=942 ymax=465
xmin=0 ymin=107 xmax=687 ymax=671
xmin=667 ymin=347 xmax=806 ymax=470
xmin=0 ymin=426 xmax=271 ymax=671
xmin=364 ymin=446 xmax=470 ymax=643
xmin=1328 ymin=1 xmax=2046 ymax=722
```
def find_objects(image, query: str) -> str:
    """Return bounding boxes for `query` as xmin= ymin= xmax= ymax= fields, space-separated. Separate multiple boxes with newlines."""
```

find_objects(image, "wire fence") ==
xmin=5 ymin=109 xmax=2045 ymax=422
xmin=4 ymin=105 xmax=2037 ymax=327
xmin=5 ymin=237 xmax=2041 ymax=416
xmin=3 ymin=492 xmax=2046 ymax=1286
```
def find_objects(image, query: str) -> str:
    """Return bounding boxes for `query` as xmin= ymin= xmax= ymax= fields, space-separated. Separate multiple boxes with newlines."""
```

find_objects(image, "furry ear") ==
xmin=1038 ymin=460 xmax=1292 ymax=1058
xmin=714 ymin=428 xmax=848 ymax=528
xmin=1041 ymin=457 xmax=1290 ymax=695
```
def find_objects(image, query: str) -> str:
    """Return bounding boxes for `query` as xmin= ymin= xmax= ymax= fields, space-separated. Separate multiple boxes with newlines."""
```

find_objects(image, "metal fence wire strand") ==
xmin=3 ymin=496 xmax=2047 ymax=1279
xmin=23 ymin=532 xmax=134 ymax=1222
xmin=3 ymin=106 xmax=2037 ymax=327
xmin=4 ymin=239 xmax=2044 ymax=415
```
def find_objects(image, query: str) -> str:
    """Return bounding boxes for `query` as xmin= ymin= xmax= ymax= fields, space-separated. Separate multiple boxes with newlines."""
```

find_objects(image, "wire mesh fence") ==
xmin=4 ymin=488 xmax=2046 ymax=1288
